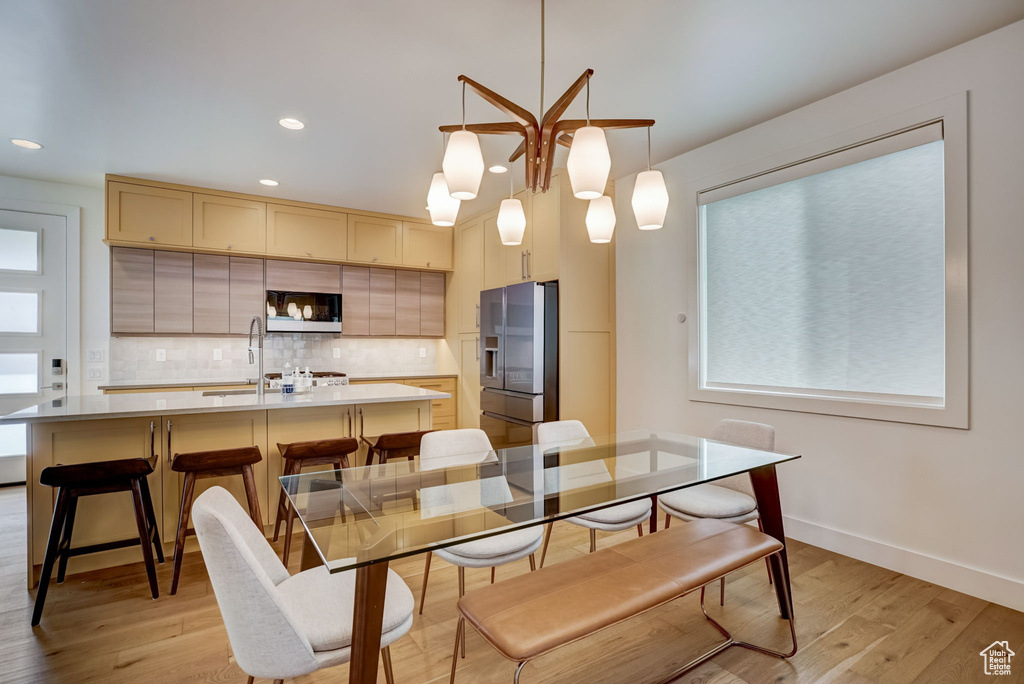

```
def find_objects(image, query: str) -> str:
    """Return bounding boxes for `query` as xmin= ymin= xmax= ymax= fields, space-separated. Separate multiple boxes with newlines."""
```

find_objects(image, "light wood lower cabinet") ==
xmin=111 ymin=247 xmax=155 ymax=333
xmin=193 ymin=254 xmax=230 ymax=334
xmin=107 ymin=181 xmax=193 ymax=247
xmin=354 ymin=400 xmax=432 ymax=465
xmin=161 ymin=411 xmax=269 ymax=540
xmin=154 ymin=251 xmax=193 ymax=333
xmin=193 ymin=194 xmax=266 ymax=253
xmin=457 ymin=336 xmax=481 ymax=429
xmin=267 ymin=405 xmax=355 ymax=495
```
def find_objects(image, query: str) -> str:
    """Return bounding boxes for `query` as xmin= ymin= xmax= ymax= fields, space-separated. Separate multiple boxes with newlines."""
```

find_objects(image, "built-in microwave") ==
xmin=265 ymin=291 xmax=342 ymax=333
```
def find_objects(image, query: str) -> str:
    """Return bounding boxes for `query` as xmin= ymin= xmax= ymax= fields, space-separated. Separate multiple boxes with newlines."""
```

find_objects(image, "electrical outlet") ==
xmin=419 ymin=347 xmax=427 ymax=358
xmin=213 ymin=348 xmax=222 ymax=361
xmin=155 ymin=348 xmax=166 ymax=362
xmin=87 ymin=349 xmax=105 ymax=362
xmin=333 ymin=347 xmax=341 ymax=359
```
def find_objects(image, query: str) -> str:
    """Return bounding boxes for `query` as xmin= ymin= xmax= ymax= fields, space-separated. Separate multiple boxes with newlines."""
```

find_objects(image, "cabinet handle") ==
xmin=166 ymin=419 xmax=173 ymax=465
xmin=347 ymin=408 xmax=353 ymax=438
xmin=526 ymin=250 xmax=531 ymax=279
xmin=358 ymin=407 xmax=364 ymax=437
xmin=149 ymin=420 xmax=156 ymax=463
xmin=148 ymin=236 xmax=155 ymax=242
xmin=475 ymin=304 xmax=480 ymax=329
xmin=475 ymin=337 xmax=480 ymax=361
xmin=521 ymin=251 xmax=527 ymax=280
xmin=227 ymin=244 xmax=233 ymax=250
xmin=306 ymin=250 xmax=312 ymax=256
xmin=372 ymin=257 xmax=379 ymax=262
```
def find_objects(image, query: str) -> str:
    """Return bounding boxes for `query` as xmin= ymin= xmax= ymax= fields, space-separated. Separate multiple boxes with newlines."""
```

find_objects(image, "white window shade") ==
xmin=699 ymin=136 xmax=946 ymax=405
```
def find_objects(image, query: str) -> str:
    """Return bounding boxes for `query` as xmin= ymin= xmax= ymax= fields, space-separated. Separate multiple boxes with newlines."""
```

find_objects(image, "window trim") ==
xmin=686 ymin=92 xmax=968 ymax=429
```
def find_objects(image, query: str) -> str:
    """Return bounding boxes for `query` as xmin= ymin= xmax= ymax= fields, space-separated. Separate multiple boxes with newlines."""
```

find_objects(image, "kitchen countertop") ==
xmin=97 ymin=373 xmax=456 ymax=391
xmin=1 ymin=383 xmax=449 ymax=424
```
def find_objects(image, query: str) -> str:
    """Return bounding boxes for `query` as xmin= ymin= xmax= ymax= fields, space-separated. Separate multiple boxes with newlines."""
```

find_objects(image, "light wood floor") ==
xmin=1 ymin=485 xmax=1021 ymax=684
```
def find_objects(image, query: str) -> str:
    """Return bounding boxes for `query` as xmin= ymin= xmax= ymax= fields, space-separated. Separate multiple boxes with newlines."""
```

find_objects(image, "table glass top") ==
xmin=279 ymin=430 xmax=799 ymax=572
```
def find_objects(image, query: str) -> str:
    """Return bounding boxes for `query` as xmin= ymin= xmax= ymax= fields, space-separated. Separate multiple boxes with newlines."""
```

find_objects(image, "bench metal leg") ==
xmin=539 ymin=522 xmax=554 ymax=568
xmin=514 ymin=661 xmax=526 ymax=683
xmin=449 ymin=617 xmax=464 ymax=684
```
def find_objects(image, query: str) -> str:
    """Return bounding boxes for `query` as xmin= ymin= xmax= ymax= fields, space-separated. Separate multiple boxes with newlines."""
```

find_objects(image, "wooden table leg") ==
xmin=349 ymin=561 xmax=389 ymax=684
xmin=749 ymin=464 xmax=794 ymax=620
xmin=299 ymin=528 xmax=320 ymax=571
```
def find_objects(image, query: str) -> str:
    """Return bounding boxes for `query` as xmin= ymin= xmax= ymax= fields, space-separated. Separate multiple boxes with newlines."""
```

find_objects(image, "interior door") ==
xmin=0 ymin=209 xmax=68 ymax=484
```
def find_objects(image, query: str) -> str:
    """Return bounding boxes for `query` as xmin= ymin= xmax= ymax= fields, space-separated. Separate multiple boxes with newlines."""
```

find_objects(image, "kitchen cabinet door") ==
xmin=229 ymin=257 xmax=265 ymax=334
xmin=420 ymin=272 xmax=445 ymax=337
xmin=402 ymin=222 xmax=452 ymax=270
xmin=193 ymin=193 xmax=267 ymax=253
xmin=502 ymin=188 xmax=533 ymax=283
xmin=457 ymin=217 xmax=483 ymax=333
xmin=111 ymin=247 xmax=154 ymax=333
xmin=265 ymin=259 xmax=340 ymax=293
xmin=193 ymin=254 xmax=230 ymax=334
xmin=354 ymin=400 xmax=431 ymax=465
xmin=106 ymin=181 xmax=193 ymax=247
xmin=395 ymin=270 xmax=421 ymax=336
xmin=342 ymin=265 xmax=370 ymax=335
xmin=267 ymin=406 xmax=354 ymax=498
xmin=458 ymin=334 xmax=481 ymax=429
xmin=481 ymin=210 xmax=507 ymax=290
xmin=369 ymin=268 xmax=397 ymax=335
xmin=161 ymin=410 xmax=269 ymax=539
xmin=348 ymin=215 xmax=403 ymax=265
xmin=154 ymin=250 xmax=193 ymax=333
xmin=529 ymin=176 xmax=560 ymax=282
xmin=266 ymin=204 xmax=347 ymax=261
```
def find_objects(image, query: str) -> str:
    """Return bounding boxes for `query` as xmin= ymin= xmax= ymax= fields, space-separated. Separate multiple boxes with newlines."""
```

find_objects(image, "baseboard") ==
xmin=783 ymin=514 xmax=1024 ymax=613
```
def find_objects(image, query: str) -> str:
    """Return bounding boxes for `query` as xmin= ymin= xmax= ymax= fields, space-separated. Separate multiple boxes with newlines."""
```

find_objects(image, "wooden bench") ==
xmin=450 ymin=518 xmax=797 ymax=683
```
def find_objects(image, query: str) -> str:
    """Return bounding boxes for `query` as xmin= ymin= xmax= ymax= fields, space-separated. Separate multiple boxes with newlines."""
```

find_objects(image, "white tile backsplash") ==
xmin=109 ymin=335 xmax=438 ymax=383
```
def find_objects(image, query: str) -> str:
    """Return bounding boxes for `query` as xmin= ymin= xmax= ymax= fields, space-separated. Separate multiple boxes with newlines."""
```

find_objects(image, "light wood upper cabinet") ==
xmin=111 ymin=247 xmax=154 ymax=333
xmin=107 ymin=182 xmax=193 ymax=247
xmin=266 ymin=204 xmax=347 ymax=261
xmin=342 ymin=266 xmax=370 ymax=335
xmin=402 ymin=223 xmax=452 ymax=270
xmin=154 ymin=251 xmax=193 ymax=333
xmin=348 ymin=216 xmax=403 ymax=265
xmin=420 ymin=272 xmax=445 ymax=337
xmin=193 ymin=194 xmax=266 ymax=253
xmin=395 ymin=270 xmax=421 ymax=336
xmin=265 ymin=260 xmax=340 ymax=294
xmin=369 ymin=268 xmax=397 ymax=335
xmin=193 ymin=254 xmax=230 ymax=334
xmin=530 ymin=177 xmax=560 ymax=282
xmin=482 ymin=210 xmax=506 ymax=290
xmin=503 ymin=189 xmax=533 ymax=284
xmin=457 ymin=217 xmax=484 ymax=333
xmin=229 ymin=257 xmax=265 ymax=334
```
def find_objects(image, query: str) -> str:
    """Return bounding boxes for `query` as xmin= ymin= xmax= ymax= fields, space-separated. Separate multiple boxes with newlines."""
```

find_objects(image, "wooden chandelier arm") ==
xmin=458 ymin=75 xmax=539 ymax=130
xmin=539 ymin=69 xmax=595 ymax=126
xmin=552 ymin=118 xmax=656 ymax=137
xmin=508 ymin=139 xmax=526 ymax=163
xmin=438 ymin=122 xmax=527 ymax=135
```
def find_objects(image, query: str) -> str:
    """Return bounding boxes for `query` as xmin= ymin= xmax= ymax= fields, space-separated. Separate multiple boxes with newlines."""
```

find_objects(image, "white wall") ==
xmin=615 ymin=20 xmax=1024 ymax=610
xmin=0 ymin=175 xmax=108 ymax=395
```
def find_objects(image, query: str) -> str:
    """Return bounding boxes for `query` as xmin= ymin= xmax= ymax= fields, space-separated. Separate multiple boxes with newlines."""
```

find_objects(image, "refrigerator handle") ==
xmin=475 ymin=337 xmax=479 ymax=361
xmin=521 ymin=250 xmax=527 ymax=280
xmin=525 ymin=250 xmax=531 ymax=279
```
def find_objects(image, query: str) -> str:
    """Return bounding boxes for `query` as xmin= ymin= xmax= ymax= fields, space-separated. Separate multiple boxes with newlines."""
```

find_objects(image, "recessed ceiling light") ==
xmin=11 ymin=138 xmax=43 ymax=150
xmin=278 ymin=118 xmax=305 ymax=130
xmin=259 ymin=179 xmax=279 ymax=187
xmin=489 ymin=165 xmax=508 ymax=174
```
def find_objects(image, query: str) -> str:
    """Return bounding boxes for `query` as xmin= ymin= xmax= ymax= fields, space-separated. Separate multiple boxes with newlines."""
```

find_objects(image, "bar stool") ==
xmin=272 ymin=437 xmax=358 ymax=565
xmin=362 ymin=430 xmax=434 ymax=466
xmin=169 ymin=446 xmax=263 ymax=595
xmin=33 ymin=455 xmax=163 ymax=626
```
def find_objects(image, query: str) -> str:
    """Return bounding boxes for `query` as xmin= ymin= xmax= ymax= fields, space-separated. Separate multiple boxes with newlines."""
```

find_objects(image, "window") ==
xmin=691 ymin=98 xmax=968 ymax=428
xmin=0 ymin=226 xmax=41 ymax=273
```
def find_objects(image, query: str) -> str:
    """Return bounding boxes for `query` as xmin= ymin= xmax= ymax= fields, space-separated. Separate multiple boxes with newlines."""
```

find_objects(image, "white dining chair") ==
xmin=416 ymin=429 xmax=542 ymax=656
xmin=191 ymin=486 xmax=414 ymax=684
xmin=658 ymin=419 xmax=776 ymax=604
xmin=536 ymin=420 xmax=652 ymax=567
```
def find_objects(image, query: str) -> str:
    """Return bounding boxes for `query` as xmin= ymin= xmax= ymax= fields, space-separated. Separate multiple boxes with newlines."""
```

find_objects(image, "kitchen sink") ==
xmin=202 ymin=389 xmax=259 ymax=397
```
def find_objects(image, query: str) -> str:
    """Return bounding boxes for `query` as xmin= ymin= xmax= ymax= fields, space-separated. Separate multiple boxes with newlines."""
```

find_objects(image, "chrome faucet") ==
xmin=248 ymin=315 xmax=265 ymax=397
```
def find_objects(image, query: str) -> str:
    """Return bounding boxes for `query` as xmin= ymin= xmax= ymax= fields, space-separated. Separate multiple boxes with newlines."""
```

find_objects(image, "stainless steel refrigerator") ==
xmin=479 ymin=281 xmax=558 ymax=449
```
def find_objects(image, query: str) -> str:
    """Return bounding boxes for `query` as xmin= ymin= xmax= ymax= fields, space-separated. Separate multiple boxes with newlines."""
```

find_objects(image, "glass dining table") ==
xmin=279 ymin=430 xmax=800 ymax=684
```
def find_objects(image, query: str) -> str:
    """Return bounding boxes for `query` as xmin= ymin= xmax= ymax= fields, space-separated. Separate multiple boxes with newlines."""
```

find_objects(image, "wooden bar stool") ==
xmin=272 ymin=437 xmax=358 ymax=565
xmin=362 ymin=430 xmax=434 ymax=466
xmin=169 ymin=446 xmax=263 ymax=595
xmin=33 ymin=455 xmax=163 ymax=626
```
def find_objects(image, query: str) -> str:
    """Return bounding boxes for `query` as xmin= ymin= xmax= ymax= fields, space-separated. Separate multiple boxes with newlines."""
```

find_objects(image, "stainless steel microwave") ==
xmin=265 ymin=291 xmax=342 ymax=333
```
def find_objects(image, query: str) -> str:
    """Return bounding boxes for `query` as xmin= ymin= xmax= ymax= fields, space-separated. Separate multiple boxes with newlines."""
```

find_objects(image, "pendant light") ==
xmin=586 ymin=195 xmax=616 ymax=243
xmin=631 ymin=126 xmax=669 ymax=230
xmin=442 ymin=82 xmax=485 ymax=200
xmin=496 ymin=160 xmax=527 ymax=245
xmin=427 ymin=133 xmax=461 ymax=226
xmin=566 ymin=74 xmax=611 ymax=200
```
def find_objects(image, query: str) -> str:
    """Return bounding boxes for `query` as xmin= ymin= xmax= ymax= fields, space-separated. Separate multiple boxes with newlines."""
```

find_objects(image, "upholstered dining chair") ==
xmin=536 ymin=420 xmax=652 ymax=567
xmin=191 ymin=486 xmax=414 ymax=684
xmin=658 ymin=419 xmax=776 ymax=604
xmin=416 ymin=429 xmax=542 ymax=656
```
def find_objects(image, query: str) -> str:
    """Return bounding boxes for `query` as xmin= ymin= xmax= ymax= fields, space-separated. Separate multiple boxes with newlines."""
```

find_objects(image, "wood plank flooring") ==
xmin=1 ymin=485 xmax=1021 ymax=683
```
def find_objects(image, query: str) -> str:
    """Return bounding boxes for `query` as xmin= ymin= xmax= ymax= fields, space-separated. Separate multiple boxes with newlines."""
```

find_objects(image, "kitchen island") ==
xmin=0 ymin=383 xmax=448 ymax=585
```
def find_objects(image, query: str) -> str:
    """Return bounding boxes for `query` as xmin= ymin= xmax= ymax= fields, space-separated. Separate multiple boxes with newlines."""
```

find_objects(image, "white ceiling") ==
xmin=2 ymin=0 xmax=1022 ymax=219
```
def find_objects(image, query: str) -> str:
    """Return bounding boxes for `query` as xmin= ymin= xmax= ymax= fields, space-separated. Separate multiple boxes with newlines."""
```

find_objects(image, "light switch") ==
xmin=155 ymin=349 xmax=166 ymax=362
xmin=419 ymin=347 xmax=427 ymax=358
xmin=87 ymin=366 xmax=104 ymax=380
xmin=333 ymin=347 xmax=341 ymax=359
xmin=87 ymin=349 xmax=105 ymax=362
xmin=213 ymin=348 xmax=222 ymax=361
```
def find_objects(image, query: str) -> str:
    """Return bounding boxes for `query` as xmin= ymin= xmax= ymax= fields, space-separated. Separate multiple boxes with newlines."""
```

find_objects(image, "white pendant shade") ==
xmin=585 ymin=195 xmax=616 ymax=244
xmin=631 ymin=169 xmax=669 ymax=230
xmin=566 ymin=126 xmax=611 ymax=200
xmin=496 ymin=198 xmax=527 ymax=245
xmin=442 ymin=130 xmax=485 ymax=200
xmin=426 ymin=172 xmax=461 ymax=226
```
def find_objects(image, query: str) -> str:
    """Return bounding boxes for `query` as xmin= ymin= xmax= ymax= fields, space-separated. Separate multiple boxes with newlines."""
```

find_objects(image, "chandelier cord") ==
xmin=540 ymin=0 xmax=545 ymax=116
xmin=509 ymin=158 xmax=514 ymax=198
xmin=461 ymin=81 xmax=466 ymax=131
xmin=585 ymin=72 xmax=590 ymax=124
xmin=647 ymin=126 xmax=652 ymax=170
